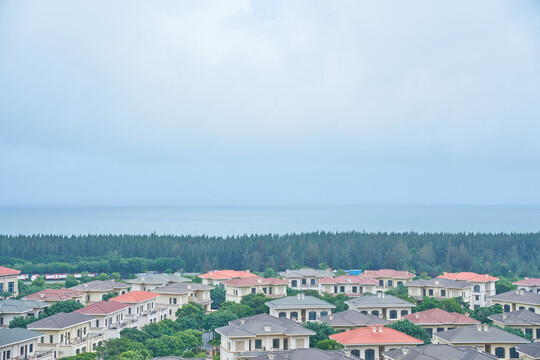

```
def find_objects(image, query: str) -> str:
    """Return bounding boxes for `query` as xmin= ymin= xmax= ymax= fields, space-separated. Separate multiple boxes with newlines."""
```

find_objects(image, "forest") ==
xmin=1 ymin=232 xmax=539 ymax=278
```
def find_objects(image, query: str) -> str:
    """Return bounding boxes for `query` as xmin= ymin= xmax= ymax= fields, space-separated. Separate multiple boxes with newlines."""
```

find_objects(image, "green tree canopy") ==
xmin=240 ymin=294 xmax=269 ymax=314
xmin=210 ymin=287 xmax=226 ymax=310
xmin=387 ymin=319 xmax=431 ymax=344
xmin=303 ymin=322 xmax=337 ymax=347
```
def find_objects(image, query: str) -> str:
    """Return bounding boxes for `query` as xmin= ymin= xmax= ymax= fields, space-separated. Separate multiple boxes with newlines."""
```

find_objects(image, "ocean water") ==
xmin=0 ymin=206 xmax=539 ymax=236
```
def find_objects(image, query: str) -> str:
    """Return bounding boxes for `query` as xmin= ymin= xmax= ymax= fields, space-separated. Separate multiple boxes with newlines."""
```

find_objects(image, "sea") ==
xmin=0 ymin=205 xmax=539 ymax=236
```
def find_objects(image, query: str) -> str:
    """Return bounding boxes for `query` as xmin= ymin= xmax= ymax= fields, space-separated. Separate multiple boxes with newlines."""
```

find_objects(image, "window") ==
xmin=388 ymin=280 xmax=393 ymax=287
xmin=96 ymin=319 xmax=100 ymax=327
xmin=249 ymin=288 xmax=254 ymax=294
xmin=504 ymin=305 xmax=510 ymax=312
xmin=475 ymin=295 xmax=480 ymax=301
xmin=309 ymin=311 xmax=317 ymax=320
xmin=340 ymin=286 xmax=345 ymax=293
xmin=371 ymin=310 xmax=379 ymax=316
xmin=321 ymin=311 xmax=328 ymax=317
xmin=173 ymin=298 xmax=177 ymax=304
xmin=279 ymin=312 xmax=287 ymax=318
xmin=310 ymin=278 xmax=315 ymax=285
xmin=389 ymin=310 xmax=397 ymax=319
xmin=401 ymin=310 xmax=408 ymax=316
xmin=29 ymin=344 xmax=33 ymax=353
xmin=283 ymin=338 xmax=288 ymax=350
xmin=291 ymin=280 xmax=297 ymax=288
xmin=530 ymin=308 xmax=536 ymax=313
xmin=0 ymin=283 xmax=3 ymax=291
xmin=537 ymin=328 xmax=540 ymax=339
xmin=495 ymin=347 xmax=505 ymax=358
xmin=50 ymin=335 xmax=53 ymax=343
xmin=263 ymin=287 xmax=267 ymax=294
xmin=269 ymin=287 xmax=272 ymax=295
xmin=334 ymin=286 xmax=338 ymax=293
xmin=436 ymin=328 xmax=444 ymax=333
xmin=352 ymin=286 xmax=357 ymax=293
xmin=510 ymin=347 xmax=519 ymax=358
xmin=426 ymin=328 xmax=433 ymax=336
xmin=351 ymin=350 xmax=361 ymax=358
xmin=365 ymin=349 xmax=375 ymax=360
xmin=474 ymin=285 xmax=480 ymax=292
xmin=302 ymin=279 xmax=307 ymax=285
xmin=254 ymin=340 xmax=262 ymax=349
xmin=41 ymin=336 xmax=44 ymax=343
xmin=397 ymin=281 xmax=403 ymax=286
xmin=5 ymin=350 xmax=10 ymax=359
xmin=441 ymin=290 xmax=446 ymax=297
xmin=526 ymin=328 xmax=533 ymax=336
xmin=290 ymin=312 xmax=298 ymax=320
xmin=8 ymin=282 xmax=14 ymax=293
xmin=20 ymin=346 xmax=24 ymax=356
xmin=379 ymin=280 xmax=384 ymax=286
xmin=428 ymin=289 xmax=434 ymax=296
xmin=273 ymin=339 xmax=280 ymax=349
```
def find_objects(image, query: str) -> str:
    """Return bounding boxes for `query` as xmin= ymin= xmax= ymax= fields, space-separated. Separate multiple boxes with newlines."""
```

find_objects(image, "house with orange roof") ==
xmin=437 ymin=272 xmax=498 ymax=308
xmin=0 ymin=266 xmax=21 ymax=297
xmin=329 ymin=325 xmax=423 ymax=360
xmin=223 ymin=276 xmax=288 ymax=303
xmin=110 ymin=290 xmax=167 ymax=326
xmin=199 ymin=270 xmax=258 ymax=286
xmin=513 ymin=278 xmax=540 ymax=294
xmin=358 ymin=269 xmax=415 ymax=292
xmin=402 ymin=308 xmax=480 ymax=338
xmin=318 ymin=275 xmax=378 ymax=296
xmin=75 ymin=300 xmax=133 ymax=340
xmin=24 ymin=289 xmax=86 ymax=305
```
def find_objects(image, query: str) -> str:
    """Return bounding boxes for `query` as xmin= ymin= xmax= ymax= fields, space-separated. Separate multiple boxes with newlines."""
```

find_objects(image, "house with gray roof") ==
xmin=216 ymin=313 xmax=315 ymax=360
xmin=345 ymin=293 xmax=414 ymax=321
xmin=0 ymin=328 xmax=53 ymax=360
xmin=317 ymin=309 xmax=389 ymax=332
xmin=488 ymin=289 xmax=540 ymax=313
xmin=266 ymin=293 xmax=335 ymax=322
xmin=516 ymin=343 xmax=540 ymax=360
xmin=248 ymin=348 xmax=359 ymax=360
xmin=70 ymin=280 xmax=131 ymax=305
xmin=489 ymin=309 xmax=540 ymax=341
xmin=383 ymin=344 xmax=498 ymax=360
xmin=153 ymin=282 xmax=213 ymax=317
xmin=0 ymin=299 xmax=49 ymax=328
xmin=279 ymin=268 xmax=334 ymax=291
xmin=432 ymin=324 xmax=530 ymax=359
xmin=405 ymin=278 xmax=473 ymax=304
xmin=127 ymin=274 xmax=191 ymax=291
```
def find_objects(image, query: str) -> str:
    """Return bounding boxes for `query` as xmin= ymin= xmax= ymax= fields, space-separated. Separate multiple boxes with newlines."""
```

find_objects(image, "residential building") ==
xmin=110 ymin=290 xmax=168 ymax=325
xmin=265 ymin=294 xmax=335 ymax=323
xmin=28 ymin=312 xmax=103 ymax=358
xmin=317 ymin=309 xmax=390 ymax=332
xmin=383 ymin=344 xmax=498 ymax=360
xmin=153 ymin=282 xmax=213 ymax=318
xmin=0 ymin=299 xmax=49 ymax=328
xmin=405 ymin=278 xmax=473 ymax=304
xmin=488 ymin=289 xmax=540 ymax=313
xmin=75 ymin=300 xmax=134 ymax=340
xmin=437 ymin=272 xmax=498 ymax=308
xmin=0 ymin=328 xmax=54 ymax=360
xmin=488 ymin=309 xmax=540 ymax=341
xmin=215 ymin=313 xmax=315 ymax=360
xmin=432 ymin=324 xmax=529 ymax=359
xmin=0 ymin=266 xmax=20 ymax=297
xmin=516 ymin=343 xmax=540 ymax=360
xmin=70 ymin=280 xmax=131 ymax=305
xmin=223 ymin=277 xmax=288 ymax=303
xmin=402 ymin=308 xmax=480 ymax=337
xmin=199 ymin=270 xmax=258 ymax=286
xmin=345 ymin=293 xmax=414 ymax=321
xmin=358 ymin=269 xmax=415 ymax=291
xmin=318 ymin=276 xmax=378 ymax=296
xmin=24 ymin=289 xmax=86 ymax=305
xmin=279 ymin=269 xmax=334 ymax=291
xmin=329 ymin=325 xmax=423 ymax=360
xmin=248 ymin=348 xmax=358 ymax=360
xmin=514 ymin=278 xmax=540 ymax=294
xmin=127 ymin=274 xmax=190 ymax=292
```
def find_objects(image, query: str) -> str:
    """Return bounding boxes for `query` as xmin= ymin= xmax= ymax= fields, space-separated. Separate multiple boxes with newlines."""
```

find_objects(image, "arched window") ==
xmin=371 ymin=310 xmax=379 ymax=316
xmin=365 ymin=349 xmax=375 ymax=360
xmin=510 ymin=347 xmax=519 ymax=358
xmin=397 ymin=282 xmax=403 ymax=286
xmin=504 ymin=305 xmax=511 ymax=312
xmin=309 ymin=311 xmax=317 ymax=321
xmin=474 ymin=285 xmax=480 ymax=292
xmin=401 ymin=310 xmax=408 ymax=316
xmin=519 ymin=306 xmax=525 ymax=310
xmin=529 ymin=308 xmax=535 ymax=313
xmin=279 ymin=312 xmax=287 ymax=318
xmin=290 ymin=312 xmax=298 ymax=320
xmin=291 ymin=280 xmax=297 ymax=288
xmin=361 ymin=311 xmax=368 ymax=314
xmin=351 ymin=350 xmax=360 ymax=358
xmin=495 ymin=347 xmax=505 ymax=358
xmin=320 ymin=311 xmax=328 ymax=317
xmin=389 ymin=310 xmax=398 ymax=319
xmin=82 ymin=347 xmax=86 ymax=353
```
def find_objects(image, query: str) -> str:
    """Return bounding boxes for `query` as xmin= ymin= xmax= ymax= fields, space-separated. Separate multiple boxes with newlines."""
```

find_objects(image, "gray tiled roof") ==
xmin=488 ymin=309 xmax=540 ymax=326
xmin=266 ymin=295 xmax=335 ymax=310
xmin=406 ymin=278 xmax=473 ymax=289
xmin=345 ymin=294 xmax=415 ymax=309
xmin=216 ymin=313 xmax=315 ymax=338
xmin=383 ymin=344 xmax=498 ymax=360
xmin=433 ymin=325 xmax=530 ymax=344
xmin=153 ymin=282 xmax=213 ymax=294
xmin=149 ymin=357 xmax=185 ymax=360
xmin=0 ymin=328 xmax=44 ymax=347
xmin=317 ymin=309 xmax=390 ymax=327
xmin=488 ymin=290 xmax=540 ymax=305
xmin=279 ymin=269 xmax=334 ymax=278
xmin=27 ymin=312 xmax=94 ymax=330
xmin=516 ymin=343 xmax=540 ymax=359
xmin=249 ymin=348 xmax=359 ymax=360
xmin=0 ymin=299 xmax=49 ymax=314
xmin=70 ymin=280 xmax=130 ymax=292
xmin=127 ymin=274 xmax=191 ymax=285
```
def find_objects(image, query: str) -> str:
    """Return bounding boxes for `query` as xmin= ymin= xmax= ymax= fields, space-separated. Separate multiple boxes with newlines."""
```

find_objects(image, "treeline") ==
xmin=1 ymin=232 xmax=539 ymax=277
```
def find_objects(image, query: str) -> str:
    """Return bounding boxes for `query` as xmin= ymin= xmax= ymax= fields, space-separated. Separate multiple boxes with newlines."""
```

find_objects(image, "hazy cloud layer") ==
xmin=1 ymin=1 xmax=539 ymax=206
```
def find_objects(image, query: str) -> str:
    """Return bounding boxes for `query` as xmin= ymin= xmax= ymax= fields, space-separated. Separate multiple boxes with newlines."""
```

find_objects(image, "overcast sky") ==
xmin=1 ymin=1 xmax=539 ymax=207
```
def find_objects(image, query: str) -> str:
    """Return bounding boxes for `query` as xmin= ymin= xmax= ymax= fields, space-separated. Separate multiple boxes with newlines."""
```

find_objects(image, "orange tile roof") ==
xmin=330 ymin=325 xmax=424 ymax=345
xmin=358 ymin=269 xmax=415 ymax=279
xmin=75 ymin=300 xmax=130 ymax=315
xmin=110 ymin=290 xmax=159 ymax=303
xmin=0 ymin=266 xmax=21 ymax=276
xmin=222 ymin=276 xmax=288 ymax=286
xmin=513 ymin=278 xmax=540 ymax=286
xmin=199 ymin=270 xmax=258 ymax=280
xmin=437 ymin=272 xmax=498 ymax=283
xmin=403 ymin=308 xmax=480 ymax=325
xmin=25 ymin=288 xmax=85 ymax=302
xmin=319 ymin=276 xmax=379 ymax=285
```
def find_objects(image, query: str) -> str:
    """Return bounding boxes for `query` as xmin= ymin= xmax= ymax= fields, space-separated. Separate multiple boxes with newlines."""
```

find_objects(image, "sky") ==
xmin=0 ymin=1 xmax=539 ymax=207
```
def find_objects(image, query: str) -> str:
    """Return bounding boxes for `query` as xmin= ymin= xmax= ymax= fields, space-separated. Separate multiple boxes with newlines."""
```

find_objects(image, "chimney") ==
xmin=381 ymin=292 xmax=385 ymax=298
xmin=246 ymin=270 xmax=250 ymax=273
xmin=240 ymin=319 xmax=245 ymax=324
xmin=476 ymin=345 xmax=483 ymax=353
xmin=264 ymin=326 xmax=271 ymax=332
xmin=372 ymin=326 xmax=377 ymax=333
xmin=443 ymin=272 xmax=448 ymax=275
xmin=344 ymin=350 xmax=351 ymax=357
xmin=402 ymin=348 xmax=409 ymax=355
xmin=464 ymin=312 xmax=470 ymax=317
xmin=524 ymin=277 xmax=529 ymax=280
xmin=415 ymin=313 xmax=420 ymax=319
xmin=378 ymin=326 xmax=383 ymax=333
xmin=502 ymin=314 xmax=508 ymax=320
xmin=268 ymin=354 xmax=275 ymax=360
xmin=476 ymin=324 xmax=482 ymax=331
xmin=483 ymin=324 xmax=489 ymax=331
xmin=434 ymin=280 xmax=439 ymax=285
xmin=187 ymin=284 xmax=191 ymax=289
xmin=287 ymin=269 xmax=290 ymax=273
xmin=329 ymin=315 xmax=334 ymax=320
xmin=377 ymin=292 xmax=382 ymax=299
xmin=520 ymin=290 xmax=524 ymax=295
